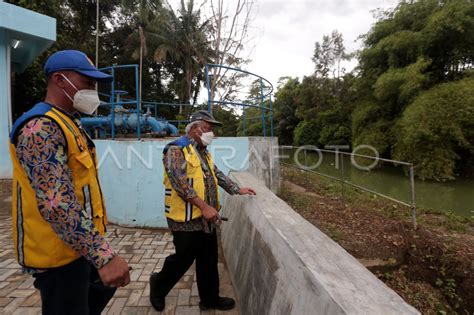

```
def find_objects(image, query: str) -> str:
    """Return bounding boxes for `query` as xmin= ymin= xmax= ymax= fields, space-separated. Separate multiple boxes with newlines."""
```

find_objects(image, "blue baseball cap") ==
xmin=44 ymin=50 xmax=112 ymax=82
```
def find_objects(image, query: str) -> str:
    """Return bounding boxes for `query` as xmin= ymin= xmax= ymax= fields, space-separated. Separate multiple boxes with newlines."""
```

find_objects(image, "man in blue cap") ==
xmin=9 ymin=50 xmax=130 ymax=315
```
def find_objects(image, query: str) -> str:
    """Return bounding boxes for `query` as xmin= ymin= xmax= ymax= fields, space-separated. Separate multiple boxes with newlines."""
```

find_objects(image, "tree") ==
xmin=355 ymin=0 xmax=474 ymax=179
xmin=206 ymin=0 xmax=256 ymax=105
xmin=286 ymin=31 xmax=355 ymax=147
xmin=236 ymin=79 xmax=271 ymax=136
xmin=212 ymin=106 xmax=239 ymax=136
xmin=393 ymin=75 xmax=474 ymax=181
xmin=152 ymin=0 xmax=212 ymax=113
xmin=273 ymin=77 xmax=302 ymax=145
xmin=312 ymin=30 xmax=348 ymax=79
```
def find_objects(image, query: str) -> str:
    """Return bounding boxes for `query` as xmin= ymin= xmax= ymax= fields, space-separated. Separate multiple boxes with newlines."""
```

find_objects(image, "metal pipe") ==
xmin=134 ymin=64 xmax=140 ymax=140
xmin=243 ymin=105 xmax=246 ymax=136
xmin=111 ymin=67 xmax=115 ymax=140
xmin=81 ymin=114 xmax=179 ymax=137
xmin=205 ymin=63 xmax=211 ymax=112
xmin=260 ymin=78 xmax=266 ymax=137
xmin=281 ymin=162 xmax=413 ymax=208
xmin=341 ymin=151 xmax=345 ymax=200
xmin=304 ymin=148 xmax=307 ymax=167
xmin=209 ymin=99 xmax=272 ymax=111
xmin=410 ymin=165 xmax=417 ymax=229
xmin=282 ymin=145 xmax=412 ymax=166
xmin=206 ymin=63 xmax=274 ymax=97
xmin=144 ymin=116 xmax=164 ymax=134
xmin=95 ymin=0 xmax=99 ymax=67
xmin=270 ymin=95 xmax=274 ymax=137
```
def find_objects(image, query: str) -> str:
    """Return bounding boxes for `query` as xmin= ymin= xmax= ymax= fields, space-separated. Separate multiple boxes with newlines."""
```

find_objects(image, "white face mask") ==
xmin=199 ymin=127 xmax=215 ymax=146
xmin=61 ymin=74 xmax=100 ymax=115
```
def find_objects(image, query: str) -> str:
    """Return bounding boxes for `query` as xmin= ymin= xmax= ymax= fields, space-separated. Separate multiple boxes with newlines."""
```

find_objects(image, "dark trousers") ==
xmin=153 ymin=230 xmax=220 ymax=305
xmin=33 ymin=257 xmax=116 ymax=315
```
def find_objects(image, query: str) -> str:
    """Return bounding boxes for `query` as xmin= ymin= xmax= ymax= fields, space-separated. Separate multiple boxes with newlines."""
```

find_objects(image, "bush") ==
xmin=393 ymin=77 xmax=474 ymax=180
xmin=293 ymin=120 xmax=321 ymax=146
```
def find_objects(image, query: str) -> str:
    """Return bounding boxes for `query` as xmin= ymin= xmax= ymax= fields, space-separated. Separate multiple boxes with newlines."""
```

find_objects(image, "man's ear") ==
xmin=51 ymin=72 xmax=66 ymax=88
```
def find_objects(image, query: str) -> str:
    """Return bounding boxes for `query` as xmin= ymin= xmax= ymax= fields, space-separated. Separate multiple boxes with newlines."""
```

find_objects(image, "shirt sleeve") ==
xmin=163 ymin=145 xmax=198 ymax=200
xmin=15 ymin=117 xmax=115 ymax=269
xmin=213 ymin=164 xmax=240 ymax=195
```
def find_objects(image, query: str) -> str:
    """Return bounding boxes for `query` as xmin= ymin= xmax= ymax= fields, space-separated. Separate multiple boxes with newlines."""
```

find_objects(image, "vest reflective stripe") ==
xmin=163 ymin=137 xmax=220 ymax=222
xmin=16 ymin=184 xmax=24 ymax=266
xmin=83 ymin=185 xmax=92 ymax=218
xmin=185 ymin=178 xmax=193 ymax=222
xmin=9 ymin=102 xmax=108 ymax=268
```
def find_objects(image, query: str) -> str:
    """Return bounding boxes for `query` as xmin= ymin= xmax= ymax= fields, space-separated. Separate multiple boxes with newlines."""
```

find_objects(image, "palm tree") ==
xmin=151 ymin=0 xmax=213 ymax=113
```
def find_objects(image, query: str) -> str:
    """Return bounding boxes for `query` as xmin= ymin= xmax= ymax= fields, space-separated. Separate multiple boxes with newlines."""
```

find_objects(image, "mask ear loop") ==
xmin=60 ymin=73 xmax=79 ymax=91
xmin=60 ymin=73 xmax=79 ymax=102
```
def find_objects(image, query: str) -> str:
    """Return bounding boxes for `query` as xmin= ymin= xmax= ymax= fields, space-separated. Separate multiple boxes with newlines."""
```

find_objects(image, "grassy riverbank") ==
xmin=278 ymin=166 xmax=474 ymax=314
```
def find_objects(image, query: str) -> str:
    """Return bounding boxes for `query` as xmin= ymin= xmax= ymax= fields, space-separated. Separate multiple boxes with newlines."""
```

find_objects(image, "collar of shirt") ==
xmin=186 ymin=135 xmax=212 ymax=173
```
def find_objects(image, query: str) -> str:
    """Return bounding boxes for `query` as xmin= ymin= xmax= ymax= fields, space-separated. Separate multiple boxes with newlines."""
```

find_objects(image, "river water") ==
xmin=280 ymin=149 xmax=474 ymax=218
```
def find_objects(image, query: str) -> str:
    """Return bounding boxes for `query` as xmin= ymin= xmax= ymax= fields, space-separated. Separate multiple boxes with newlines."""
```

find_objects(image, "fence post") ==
xmin=304 ymin=147 xmax=307 ymax=168
xmin=135 ymin=64 xmax=141 ymax=140
xmin=341 ymin=151 xmax=345 ymax=201
xmin=260 ymin=78 xmax=266 ymax=137
xmin=205 ymin=63 xmax=211 ymax=112
xmin=409 ymin=164 xmax=417 ymax=229
xmin=111 ymin=66 xmax=115 ymax=140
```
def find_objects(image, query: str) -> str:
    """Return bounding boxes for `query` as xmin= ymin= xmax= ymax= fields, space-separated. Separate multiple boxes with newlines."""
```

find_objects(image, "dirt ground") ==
xmin=279 ymin=166 xmax=474 ymax=315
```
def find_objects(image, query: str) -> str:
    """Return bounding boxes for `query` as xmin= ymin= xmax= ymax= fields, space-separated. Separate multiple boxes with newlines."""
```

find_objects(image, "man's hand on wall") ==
xmin=238 ymin=187 xmax=256 ymax=195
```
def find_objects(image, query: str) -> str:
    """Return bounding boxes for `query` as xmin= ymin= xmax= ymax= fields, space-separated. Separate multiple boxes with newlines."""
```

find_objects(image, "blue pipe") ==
xmin=162 ymin=121 xmax=179 ymax=135
xmin=81 ymin=116 xmax=111 ymax=129
xmin=81 ymin=113 xmax=179 ymax=137
xmin=144 ymin=116 xmax=164 ymax=134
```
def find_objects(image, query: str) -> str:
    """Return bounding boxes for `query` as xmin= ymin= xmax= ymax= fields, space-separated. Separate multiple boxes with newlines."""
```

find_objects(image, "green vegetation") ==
xmin=273 ymin=0 xmax=474 ymax=181
xmin=280 ymin=165 xmax=474 ymax=313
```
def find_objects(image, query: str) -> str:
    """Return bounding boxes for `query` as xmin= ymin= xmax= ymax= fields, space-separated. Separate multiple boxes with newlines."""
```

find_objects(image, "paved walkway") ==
xmin=0 ymin=180 xmax=239 ymax=315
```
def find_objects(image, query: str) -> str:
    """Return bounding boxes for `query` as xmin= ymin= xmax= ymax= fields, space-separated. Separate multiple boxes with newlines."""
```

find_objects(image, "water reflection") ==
xmin=282 ymin=149 xmax=474 ymax=218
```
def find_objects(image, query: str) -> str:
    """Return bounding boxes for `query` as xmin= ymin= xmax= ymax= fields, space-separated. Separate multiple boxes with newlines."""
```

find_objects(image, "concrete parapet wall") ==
xmin=220 ymin=172 xmax=420 ymax=315
xmin=247 ymin=137 xmax=280 ymax=194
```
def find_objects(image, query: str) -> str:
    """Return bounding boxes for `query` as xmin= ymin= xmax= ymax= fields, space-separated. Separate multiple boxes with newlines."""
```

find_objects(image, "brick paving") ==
xmin=0 ymin=180 xmax=239 ymax=315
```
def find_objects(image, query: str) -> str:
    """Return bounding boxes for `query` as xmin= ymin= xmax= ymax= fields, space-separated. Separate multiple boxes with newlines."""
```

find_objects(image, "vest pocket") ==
xmin=75 ymin=151 xmax=93 ymax=169
xmin=185 ymin=154 xmax=201 ymax=168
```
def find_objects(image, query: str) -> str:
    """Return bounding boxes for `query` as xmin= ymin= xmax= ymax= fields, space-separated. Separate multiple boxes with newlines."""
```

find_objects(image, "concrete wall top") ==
xmin=221 ymin=171 xmax=420 ymax=315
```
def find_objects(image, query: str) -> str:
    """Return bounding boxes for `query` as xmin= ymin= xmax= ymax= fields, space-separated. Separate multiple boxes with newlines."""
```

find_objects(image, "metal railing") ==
xmin=279 ymin=146 xmax=417 ymax=229
xmin=99 ymin=65 xmax=140 ymax=139
xmin=205 ymin=63 xmax=274 ymax=137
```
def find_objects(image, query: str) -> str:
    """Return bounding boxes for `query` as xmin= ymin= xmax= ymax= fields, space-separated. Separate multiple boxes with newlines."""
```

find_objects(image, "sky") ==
xmin=168 ymin=0 xmax=400 ymax=92
xmin=248 ymin=0 xmax=400 ymax=87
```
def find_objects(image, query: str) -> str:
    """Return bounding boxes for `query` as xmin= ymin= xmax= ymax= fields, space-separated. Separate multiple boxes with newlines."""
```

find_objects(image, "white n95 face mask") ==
xmin=61 ymin=74 xmax=101 ymax=115
xmin=199 ymin=128 xmax=215 ymax=146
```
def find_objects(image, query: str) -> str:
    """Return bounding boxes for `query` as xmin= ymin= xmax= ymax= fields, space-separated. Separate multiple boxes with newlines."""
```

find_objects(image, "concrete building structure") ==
xmin=0 ymin=1 xmax=56 ymax=178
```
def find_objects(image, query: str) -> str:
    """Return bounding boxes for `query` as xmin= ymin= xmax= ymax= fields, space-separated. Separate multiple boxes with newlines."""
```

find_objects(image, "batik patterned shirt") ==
xmin=15 ymin=114 xmax=115 ymax=272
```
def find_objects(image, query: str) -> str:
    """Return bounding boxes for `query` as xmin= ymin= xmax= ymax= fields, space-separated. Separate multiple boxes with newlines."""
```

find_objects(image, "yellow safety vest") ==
xmin=163 ymin=136 xmax=220 ymax=222
xmin=9 ymin=102 xmax=107 ymax=269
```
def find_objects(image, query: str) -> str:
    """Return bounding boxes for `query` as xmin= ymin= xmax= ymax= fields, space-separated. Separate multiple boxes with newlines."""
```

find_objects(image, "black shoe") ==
xmin=149 ymin=273 xmax=165 ymax=311
xmin=199 ymin=296 xmax=236 ymax=311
